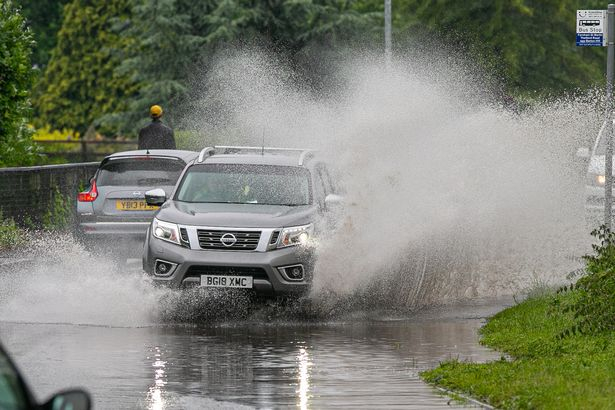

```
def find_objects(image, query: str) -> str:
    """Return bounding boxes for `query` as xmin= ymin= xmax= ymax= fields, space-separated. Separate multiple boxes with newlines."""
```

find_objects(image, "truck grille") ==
xmin=197 ymin=229 xmax=261 ymax=250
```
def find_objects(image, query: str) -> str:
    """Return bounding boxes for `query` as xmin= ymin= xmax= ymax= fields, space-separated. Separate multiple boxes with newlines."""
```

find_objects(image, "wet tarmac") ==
xmin=0 ymin=298 xmax=509 ymax=409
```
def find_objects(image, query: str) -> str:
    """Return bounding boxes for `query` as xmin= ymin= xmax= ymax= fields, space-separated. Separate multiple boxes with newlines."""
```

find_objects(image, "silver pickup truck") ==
xmin=142 ymin=146 xmax=343 ymax=296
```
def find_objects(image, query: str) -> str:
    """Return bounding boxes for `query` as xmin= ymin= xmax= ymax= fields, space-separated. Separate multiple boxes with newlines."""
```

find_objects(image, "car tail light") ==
xmin=78 ymin=180 xmax=98 ymax=202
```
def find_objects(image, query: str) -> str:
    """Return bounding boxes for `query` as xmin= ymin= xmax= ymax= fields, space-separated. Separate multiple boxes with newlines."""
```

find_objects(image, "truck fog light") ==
xmin=155 ymin=259 xmax=177 ymax=277
xmin=278 ymin=264 xmax=304 ymax=281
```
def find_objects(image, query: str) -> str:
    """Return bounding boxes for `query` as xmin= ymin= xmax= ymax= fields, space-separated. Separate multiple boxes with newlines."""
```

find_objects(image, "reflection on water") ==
xmin=0 ymin=301 xmax=507 ymax=409
xmin=147 ymin=346 xmax=167 ymax=410
xmin=297 ymin=348 xmax=311 ymax=410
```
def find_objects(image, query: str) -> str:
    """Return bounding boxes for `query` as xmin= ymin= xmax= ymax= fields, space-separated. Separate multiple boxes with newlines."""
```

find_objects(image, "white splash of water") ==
xmin=0 ymin=234 xmax=165 ymax=326
xmin=184 ymin=49 xmax=597 ymax=304
xmin=0 ymin=49 xmax=600 ymax=323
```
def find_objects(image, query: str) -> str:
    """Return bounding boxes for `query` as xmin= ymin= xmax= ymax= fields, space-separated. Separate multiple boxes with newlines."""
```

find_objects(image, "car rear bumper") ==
xmin=77 ymin=221 xmax=151 ymax=236
xmin=143 ymin=235 xmax=314 ymax=295
xmin=76 ymin=220 xmax=150 ymax=257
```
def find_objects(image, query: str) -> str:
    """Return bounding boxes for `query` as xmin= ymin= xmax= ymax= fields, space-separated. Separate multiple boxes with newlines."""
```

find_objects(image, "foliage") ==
xmin=17 ymin=0 xmax=70 ymax=68
xmin=394 ymin=0 xmax=607 ymax=97
xmin=106 ymin=0 xmax=381 ymax=133
xmin=174 ymin=130 xmax=237 ymax=151
xmin=33 ymin=0 xmax=139 ymax=136
xmin=99 ymin=0 xmax=197 ymax=134
xmin=0 ymin=0 xmax=40 ymax=167
xmin=550 ymin=225 xmax=615 ymax=338
xmin=583 ymin=224 xmax=615 ymax=275
xmin=42 ymin=187 xmax=73 ymax=230
xmin=28 ymin=0 xmax=615 ymax=135
xmin=0 ymin=212 xmax=27 ymax=252
xmin=33 ymin=125 xmax=81 ymax=149
xmin=30 ymin=125 xmax=84 ymax=164
xmin=421 ymin=294 xmax=615 ymax=409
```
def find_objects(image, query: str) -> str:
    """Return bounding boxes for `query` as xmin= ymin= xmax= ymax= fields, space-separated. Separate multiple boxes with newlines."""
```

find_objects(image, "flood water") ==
xmin=0 ymin=299 xmax=508 ymax=409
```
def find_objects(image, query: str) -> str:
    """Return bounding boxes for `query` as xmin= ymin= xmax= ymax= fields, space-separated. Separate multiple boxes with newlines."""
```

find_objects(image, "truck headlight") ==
xmin=152 ymin=218 xmax=180 ymax=245
xmin=277 ymin=224 xmax=313 ymax=248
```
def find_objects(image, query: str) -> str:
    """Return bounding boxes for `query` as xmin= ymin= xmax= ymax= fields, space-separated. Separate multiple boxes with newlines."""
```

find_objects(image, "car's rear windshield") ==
xmin=175 ymin=164 xmax=312 ymax=205
xmin=96 ymin=157 xmax=185 ymax=187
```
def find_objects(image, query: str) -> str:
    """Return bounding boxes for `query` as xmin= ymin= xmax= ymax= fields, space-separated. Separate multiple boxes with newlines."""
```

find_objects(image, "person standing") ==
xmin=138 ymin=105 xmax=176 ymax=149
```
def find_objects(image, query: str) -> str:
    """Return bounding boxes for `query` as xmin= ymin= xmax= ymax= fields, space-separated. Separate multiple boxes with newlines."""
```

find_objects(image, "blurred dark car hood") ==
xmin=155 ymin=201 xmax=316 ymax=228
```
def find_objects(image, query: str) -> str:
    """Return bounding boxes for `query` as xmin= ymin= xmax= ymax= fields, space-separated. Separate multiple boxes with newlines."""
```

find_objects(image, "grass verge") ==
xmin=422 ymin=293 xmax=615 ymax=409
xmin=422 ymin=224 xmax=615 ymax=409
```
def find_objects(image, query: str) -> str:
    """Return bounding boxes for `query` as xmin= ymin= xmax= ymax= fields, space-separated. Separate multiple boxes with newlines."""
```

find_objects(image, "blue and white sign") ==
xmin=577 ymin=10 xmax=607 ymax=46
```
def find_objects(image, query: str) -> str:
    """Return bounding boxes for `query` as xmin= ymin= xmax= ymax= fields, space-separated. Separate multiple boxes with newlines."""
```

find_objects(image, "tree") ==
xmin=33 ymin=0 xmax=138 ymax=136
xmin=107 ymin=0 xmax=380 ymax=133
xmin=394 ymin=0 xmax=607 ymax=96
xmin=0 ymin=0 xmax=39 ymax=167
xmin=99 ymin=0 xmax=202 ymax=134
xmin=17 ymin=0 xmax=71 ymax=69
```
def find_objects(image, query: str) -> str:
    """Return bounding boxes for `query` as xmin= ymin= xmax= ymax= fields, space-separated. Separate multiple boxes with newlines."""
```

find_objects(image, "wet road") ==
xmin=0 ymin=299 xmax=508 ymax=409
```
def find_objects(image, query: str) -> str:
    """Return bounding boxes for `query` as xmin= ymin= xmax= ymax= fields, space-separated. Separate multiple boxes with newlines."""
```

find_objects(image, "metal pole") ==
xmin=605 ymin=4 xmax=615 ymax=231
xmin=81 ymin=139 xmax=87 ymax=163
xmin=384 ymin=0 xmax=391 ymax=66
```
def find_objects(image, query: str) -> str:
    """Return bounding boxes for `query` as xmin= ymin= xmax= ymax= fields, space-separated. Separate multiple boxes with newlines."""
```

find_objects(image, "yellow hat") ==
xmin=150 ymin=105 xmax=163 ymax=118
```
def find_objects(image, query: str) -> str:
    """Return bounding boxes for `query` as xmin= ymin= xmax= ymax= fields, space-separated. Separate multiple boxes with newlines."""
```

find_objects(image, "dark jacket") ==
xmin=138 ymin=119 xmax=176 ymax=150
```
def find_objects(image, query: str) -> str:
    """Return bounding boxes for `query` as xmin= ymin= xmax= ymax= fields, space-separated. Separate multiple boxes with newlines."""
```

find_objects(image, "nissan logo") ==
xmin=220 ymin=233 xmax=237 ymax=247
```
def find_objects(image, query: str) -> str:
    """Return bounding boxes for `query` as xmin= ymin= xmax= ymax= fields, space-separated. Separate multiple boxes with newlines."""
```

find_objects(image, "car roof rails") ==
xmin=197 ymin=147 xmax=215 ymax=163
xmin=213 ymin=145 xmax=315 ymax=165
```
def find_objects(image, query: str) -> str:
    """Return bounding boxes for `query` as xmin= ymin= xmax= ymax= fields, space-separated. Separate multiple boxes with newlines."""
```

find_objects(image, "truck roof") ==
xmin=201 ymin=154 xmax=306 ymax=167
xmin=195 ymin=146 xmax=316 ymax=167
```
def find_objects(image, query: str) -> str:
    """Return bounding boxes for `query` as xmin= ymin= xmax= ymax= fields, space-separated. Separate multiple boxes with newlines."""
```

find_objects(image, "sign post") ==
xmin=384 ymin=0 xmax=391 ymax=66
xmin=577 ymin=7 xmax=615 ymax=230
xmin=607 ymin=5 xmax=614 ymax=231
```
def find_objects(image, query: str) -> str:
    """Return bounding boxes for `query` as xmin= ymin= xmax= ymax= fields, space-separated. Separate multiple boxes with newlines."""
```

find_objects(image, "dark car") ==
xmin=0 ymin=342 xmax=90 ymax=410
xmin=142 ymin=146 xmax=343 ymax=295
xmin=76 ymin=150 xmax=198 ymax=257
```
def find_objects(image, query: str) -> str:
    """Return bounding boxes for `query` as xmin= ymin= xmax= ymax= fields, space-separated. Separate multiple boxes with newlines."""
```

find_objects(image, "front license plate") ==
xmin=115 ymin=200 xmax=158 ymax=211
xmin=201 ymin=275 xmax=253 ymax=288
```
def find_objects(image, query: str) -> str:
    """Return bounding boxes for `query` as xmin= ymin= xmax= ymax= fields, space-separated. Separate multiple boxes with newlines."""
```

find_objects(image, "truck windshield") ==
xmin=176 ymin=164 xmax=312 ymax=205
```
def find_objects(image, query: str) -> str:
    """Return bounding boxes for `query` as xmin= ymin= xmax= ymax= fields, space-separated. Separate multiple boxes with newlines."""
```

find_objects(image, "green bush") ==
xmin=42 ymin=187 xmax=73 ymax=231
xmin=0 ymin=0 xmax=40 ymax=167
xmin=554 ymin=225 xmax=615 ymax=337
xmin=0 ymin=212 xmax=27 ymax=251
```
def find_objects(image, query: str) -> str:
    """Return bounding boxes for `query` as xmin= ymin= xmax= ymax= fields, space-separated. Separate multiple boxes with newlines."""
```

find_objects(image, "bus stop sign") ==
xmin=577 ymin=10 xmax=607 ymax=46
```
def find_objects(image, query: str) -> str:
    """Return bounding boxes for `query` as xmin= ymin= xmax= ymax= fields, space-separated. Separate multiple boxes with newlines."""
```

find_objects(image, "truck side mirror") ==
xmin=145 ymin=188 xmax=167 ymax=206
